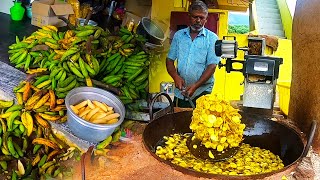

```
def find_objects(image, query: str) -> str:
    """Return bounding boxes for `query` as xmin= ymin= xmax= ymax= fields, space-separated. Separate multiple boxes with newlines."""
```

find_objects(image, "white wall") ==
xmin=286 ymin=0 xmax=297 ymax=19
xmin=0 ymin=0 xmax=12 ymax=14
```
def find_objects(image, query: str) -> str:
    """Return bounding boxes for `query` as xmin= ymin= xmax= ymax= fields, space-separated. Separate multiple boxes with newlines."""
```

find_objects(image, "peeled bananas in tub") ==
xmin=70 ymin=99 xmax=120 ymax=124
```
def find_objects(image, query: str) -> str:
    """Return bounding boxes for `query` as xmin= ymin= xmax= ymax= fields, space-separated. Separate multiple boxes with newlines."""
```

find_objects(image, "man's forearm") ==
xmin=194 ymin=64 xmax=216 ymax=88
xmin=166 ymin=58 xmax=179 ymax=79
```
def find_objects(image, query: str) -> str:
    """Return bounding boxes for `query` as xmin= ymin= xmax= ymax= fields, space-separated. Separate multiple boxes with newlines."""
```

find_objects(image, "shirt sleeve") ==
xmin=167 ymin=32 xmax=179 ymax=61
xmin=206 ymin=33 xmax=220 ymax=65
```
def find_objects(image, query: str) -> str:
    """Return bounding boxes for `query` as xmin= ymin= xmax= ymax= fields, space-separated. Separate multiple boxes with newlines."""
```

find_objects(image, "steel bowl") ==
xmin=77 ymin=18 xmax=98 ymax=27
xmin=65 ymin=87 xmax=125 ymax=143
xmin=136 ymin=17 xmax=165 ymax=45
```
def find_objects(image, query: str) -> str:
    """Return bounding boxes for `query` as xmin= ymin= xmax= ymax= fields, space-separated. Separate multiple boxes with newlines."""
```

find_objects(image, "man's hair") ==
xmin=188 ymin=0 xmax=208 ymax=14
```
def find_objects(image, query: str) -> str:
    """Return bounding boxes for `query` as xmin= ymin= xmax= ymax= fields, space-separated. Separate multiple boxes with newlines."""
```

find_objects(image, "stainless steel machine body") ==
xmin=216 ymin=36 xmax=283 ymax=111
xmin=242 ymin=55 xmax=283 ymax=109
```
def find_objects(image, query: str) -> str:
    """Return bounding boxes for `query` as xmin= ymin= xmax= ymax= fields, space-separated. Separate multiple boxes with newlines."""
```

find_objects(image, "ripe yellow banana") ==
xmin=32 ymin=138 xmax=60 ymax=149
xmin=47 ymin=150 xmax=61 ymax=162
xmin=123 ymin=48 xmax=134 ymax=53
xmin=64 ymin=30 xmax=74 ymax=39
xmin=54 ymin=50 xmax=66 ymax=55
xmin=21 ymin=111 xmax=33 ymax=136
xmin=59 ymin=115 xmax=67 ymax=123
xmin=49 ymin=90 xmax=56 ymax=110
xmin=25 ymin=35 xmax=36 ymax=41
xmin=16 ymin=83 xmax=26 ymax=93
xmin=38 ymin=113 xmax=61 ymax=121
xmin=35 ymin=113 xmax=51 ymax=128
xmin=61 ymin=43 xmax=70 ymax=50
xmin=22 ymin=39 xmax=34 ymax=44
xmin=36 ymin=79 xmax=52 ymax=89
xmin=26 ymin=68 xmax=47 ymax=74
xmin=90 ymin=112 xmax=108 ymax=121
xmin=33 ymin=93 xmax=50 ymax=110
xmin=56 ymin=99 xmax=64 ymax=105
xmin=42 ymin=25 xmax=58 ymax=32
xmin=30 ymin=85 xmax=41 ymax=92
xmin=22 ymin=82 xmax=31 ymax=103
xmin=51 ymin=105 xmax=66 ymax=112
xmin=53 ymin=54 xmax=62 ymax=60
xmin=41 ymin=26 xmax=53 ymax=32
xmin=44 ymin=42 xmax=60 ymax=50
xmin=69 ymin=106 xmax=78 ymax=115
xmin=0 ymin=111 xmax=12 ymax=118
xmin=36 ymin=32 xmax=52 ymax=39
xmin=32 ymin=153 xmax=41 ymax=166
xmin=26 ymin=91 xmax=45 ymax=107
xmin=15 ymin=93 xmax=23 ymax=105
xmin=1 ymin=147 xmax=10 ymax=155
xmin=85 ymin=77 xmax=93 ymax=87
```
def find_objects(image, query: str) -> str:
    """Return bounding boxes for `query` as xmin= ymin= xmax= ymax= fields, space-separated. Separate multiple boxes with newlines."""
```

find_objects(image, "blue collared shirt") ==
xmin=167 ymin=27 xmax=220 ymax=100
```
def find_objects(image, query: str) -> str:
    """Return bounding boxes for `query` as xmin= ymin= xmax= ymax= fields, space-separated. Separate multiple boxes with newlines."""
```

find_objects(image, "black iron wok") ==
xmin=143 ymin=110 xmax=316 ymax=179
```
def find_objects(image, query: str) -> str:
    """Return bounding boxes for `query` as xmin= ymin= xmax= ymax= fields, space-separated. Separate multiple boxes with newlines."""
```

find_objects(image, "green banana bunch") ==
xmin=9 ymin=24 xmax=151 ymax=106
xmin=102 ymin=75 xmax=123 ymax=87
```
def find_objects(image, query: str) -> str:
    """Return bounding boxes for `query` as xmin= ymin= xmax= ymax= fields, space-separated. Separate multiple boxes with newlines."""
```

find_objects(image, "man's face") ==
xmin=189 ymin=10 xmax=208 ymax=32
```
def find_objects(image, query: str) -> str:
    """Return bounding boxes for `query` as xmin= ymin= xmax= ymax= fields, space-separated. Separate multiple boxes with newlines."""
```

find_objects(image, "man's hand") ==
xmin=184 ymin=84 xmax=198 ymax=97
xmin=183 ymin=64 xmax=216 ymax=97
xmin=173 ymin=75 xmax=185 ymax=90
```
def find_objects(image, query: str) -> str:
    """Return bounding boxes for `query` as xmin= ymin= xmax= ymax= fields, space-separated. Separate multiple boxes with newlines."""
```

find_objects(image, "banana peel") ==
xmin=17 ymin=160 xmax=25 ymax=176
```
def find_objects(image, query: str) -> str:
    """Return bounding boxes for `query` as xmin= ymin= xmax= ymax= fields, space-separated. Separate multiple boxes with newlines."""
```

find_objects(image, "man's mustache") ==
xmin=192 ymin=23 xmax=202 ymax=26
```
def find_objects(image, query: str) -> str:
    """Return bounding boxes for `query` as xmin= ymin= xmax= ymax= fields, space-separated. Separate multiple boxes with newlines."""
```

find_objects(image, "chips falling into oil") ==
xmin=190 ymin=94 xmax=246 ymax=152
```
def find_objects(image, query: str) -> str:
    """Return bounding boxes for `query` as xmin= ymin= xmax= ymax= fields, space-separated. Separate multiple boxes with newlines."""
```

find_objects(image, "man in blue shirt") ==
xmin=166 ymin=0 xmax=220 ymax=108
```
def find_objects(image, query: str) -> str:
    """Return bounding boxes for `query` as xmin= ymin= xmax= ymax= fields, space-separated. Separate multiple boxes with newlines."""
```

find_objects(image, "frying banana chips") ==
xmin=156 ymin=134 xmax=284 ymax=176
xmin=190 ymin=94 xmax=245 ymax=152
